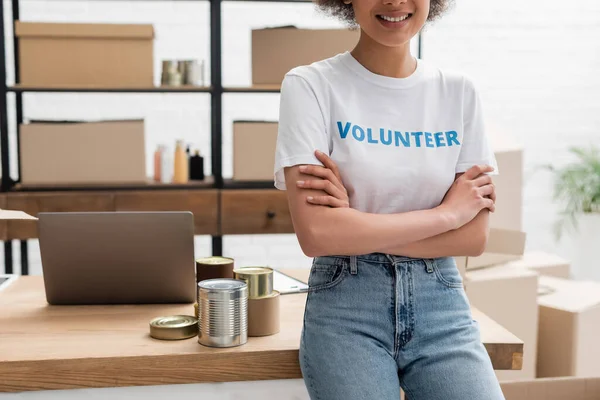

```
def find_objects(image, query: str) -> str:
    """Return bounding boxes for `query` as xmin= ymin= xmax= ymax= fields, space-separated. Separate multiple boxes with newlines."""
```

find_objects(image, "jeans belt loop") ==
xmin=424 ymin=259 xmax=435 ymax=273
xmin=350 ymin=256 xmax=358 ymax=275
xmin=385 ymin=254 xmax=396 ymax=265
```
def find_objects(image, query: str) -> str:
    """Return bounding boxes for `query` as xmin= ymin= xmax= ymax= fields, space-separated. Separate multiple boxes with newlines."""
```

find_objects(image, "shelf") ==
xmin=223 ymin=179 xmax=275 ymax=189
xmin=12 ymin=176 xmax=215 ymax=192
xmin=223 ymin=84 xmax=281 ymax=93
xmin=2 ymin=188 xmax=220 ymax=240
xmin=8 ymin=84 xmax=212 ymax=93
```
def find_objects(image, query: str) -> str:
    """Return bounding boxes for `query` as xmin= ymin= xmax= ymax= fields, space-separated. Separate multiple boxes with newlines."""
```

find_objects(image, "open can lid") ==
xmin=149 ymin=315 xmax=198 ymax=340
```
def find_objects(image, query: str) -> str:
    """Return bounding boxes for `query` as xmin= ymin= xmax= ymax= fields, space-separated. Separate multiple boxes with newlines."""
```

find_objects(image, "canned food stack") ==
xmin=233 ymin=267 xmax=281 ymax=337
xmin=161 ymin=59 xmax=205 ymax=87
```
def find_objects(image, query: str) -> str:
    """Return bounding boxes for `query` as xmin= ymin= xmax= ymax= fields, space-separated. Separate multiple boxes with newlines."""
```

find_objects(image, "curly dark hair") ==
xmin=315 ymin=0 xmax=452 ymax=27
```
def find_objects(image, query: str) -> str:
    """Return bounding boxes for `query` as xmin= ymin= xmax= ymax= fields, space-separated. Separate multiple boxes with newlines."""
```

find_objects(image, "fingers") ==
xmin=482 ymin=198 xmax=495 ymax=213
xmin=297 ymin=178 xmax=347 ymax=200
xmin=478 ymin=184 xmax=495 ymax=197
xmin=314 ymin=150 xmax=343 ymax=182
xmin=463 ymin=164 xmax=495 ymax=180
xmin=473 ymin=174 xmax=493 ymax=187
xmin=307 ymin=195 xmax=349 ymax=208
xmin=299 ymin=165 xmax=344 ymax=192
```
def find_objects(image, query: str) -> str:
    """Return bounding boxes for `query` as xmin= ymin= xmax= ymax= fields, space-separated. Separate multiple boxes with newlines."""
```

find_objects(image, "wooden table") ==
xmin=0 ymin=271 xmax=523 ymax=393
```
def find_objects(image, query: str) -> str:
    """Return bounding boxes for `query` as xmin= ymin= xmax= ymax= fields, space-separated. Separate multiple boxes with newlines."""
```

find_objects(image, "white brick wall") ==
xmin=2 ymin=0 xmax=599 ymax=279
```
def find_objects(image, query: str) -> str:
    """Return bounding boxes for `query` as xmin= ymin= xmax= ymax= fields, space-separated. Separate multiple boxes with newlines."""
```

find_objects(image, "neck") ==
xmin=350 ymin=31 xmax=416 ymax=79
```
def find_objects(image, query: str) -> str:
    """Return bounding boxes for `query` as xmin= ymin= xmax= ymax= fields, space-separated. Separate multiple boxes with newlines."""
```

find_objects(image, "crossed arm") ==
xmin=284 ymin=151 xmax=495 ymax=258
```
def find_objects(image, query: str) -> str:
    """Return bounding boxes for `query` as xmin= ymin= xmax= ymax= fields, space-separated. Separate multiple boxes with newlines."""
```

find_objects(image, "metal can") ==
xmin=198 ymin=278 xmax=248 ymax=348
xmin=196 ymin=256 xmax=234 ymax=282
xmin=149 ymin=315 xmax=198 ymax=340
xmin=181 ymin=60 xmax=202 ymax=86
xmin=233 ymin=267 xmax=273 ymax=299
xmin=167 ymin=71 xmax=182 ymax=87
xmin=196 ymin=256 xmax=235 ymax=304
xmin=161 ymin=60 xmax=178 ymax=85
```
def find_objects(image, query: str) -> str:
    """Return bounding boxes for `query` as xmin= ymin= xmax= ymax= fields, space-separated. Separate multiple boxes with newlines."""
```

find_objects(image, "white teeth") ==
xmin=380 ymin=14 xmax=409 ymax=22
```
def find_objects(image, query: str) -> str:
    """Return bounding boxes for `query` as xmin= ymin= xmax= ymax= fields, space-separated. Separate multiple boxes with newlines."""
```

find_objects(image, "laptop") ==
xmin=38 ymin=211 xmax=196 ymax=305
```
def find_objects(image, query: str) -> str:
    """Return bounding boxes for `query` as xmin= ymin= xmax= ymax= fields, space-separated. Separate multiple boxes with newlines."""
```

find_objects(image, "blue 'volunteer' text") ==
xmin=337 ymin=121 xmax=460 ymax=148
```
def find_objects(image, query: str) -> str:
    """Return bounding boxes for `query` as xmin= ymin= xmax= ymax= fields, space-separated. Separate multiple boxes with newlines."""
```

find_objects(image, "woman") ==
xmin=273 ymin=0 xmax=504 ymax=399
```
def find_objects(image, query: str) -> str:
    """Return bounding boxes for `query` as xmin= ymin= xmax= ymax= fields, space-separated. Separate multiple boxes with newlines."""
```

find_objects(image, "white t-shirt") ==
xmin=273 ymin=51 xmax=498 ymax=215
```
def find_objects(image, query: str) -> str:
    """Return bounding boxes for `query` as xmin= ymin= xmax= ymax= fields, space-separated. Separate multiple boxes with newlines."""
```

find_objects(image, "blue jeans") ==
xmin=299 ymin=253 xmax=505 ymax=400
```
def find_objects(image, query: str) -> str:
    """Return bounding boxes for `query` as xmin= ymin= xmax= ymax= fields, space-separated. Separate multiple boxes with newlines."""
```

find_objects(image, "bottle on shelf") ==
xmin=190 ymin=149 xmax=205 ymax=181
xmin=160 ymin=146 xmax=173 ymax=184
xmin=153 ymin=145 xmax=164 ymax=182
xmin=173 ymin=139 xmax=189 ymax=184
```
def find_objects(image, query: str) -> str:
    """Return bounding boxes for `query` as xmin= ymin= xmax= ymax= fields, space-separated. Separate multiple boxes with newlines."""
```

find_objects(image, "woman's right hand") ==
xmin=439 ymin=165 xmax=496 ymax=229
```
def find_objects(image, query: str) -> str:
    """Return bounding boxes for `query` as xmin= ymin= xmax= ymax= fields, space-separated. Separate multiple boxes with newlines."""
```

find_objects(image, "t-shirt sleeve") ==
xmin=273 ymin=74 xmax=329 ymax=190
xmin=455 ymin=78 xmax=499 ymax=176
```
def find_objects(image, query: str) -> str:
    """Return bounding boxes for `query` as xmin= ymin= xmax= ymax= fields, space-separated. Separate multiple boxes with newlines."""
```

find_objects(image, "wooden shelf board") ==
xmin=224 ymin=84 xmax=281 ymax=93
xmin=9 ymin=84 xmax=212 ymax=93
xmin=223 ymin=179 xmax=275 ymax=189
xmin=12 ymin=176 xmax=215 ymax=192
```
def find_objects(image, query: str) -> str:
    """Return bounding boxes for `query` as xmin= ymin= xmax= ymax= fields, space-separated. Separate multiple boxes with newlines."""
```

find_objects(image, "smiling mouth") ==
xmin=377 ymin=14 xmax=412 ymax=22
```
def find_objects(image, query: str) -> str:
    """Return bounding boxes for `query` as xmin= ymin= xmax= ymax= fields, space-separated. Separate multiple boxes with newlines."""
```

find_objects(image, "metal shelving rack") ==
xmin=0 ymin=0 xmax=422 ymax=275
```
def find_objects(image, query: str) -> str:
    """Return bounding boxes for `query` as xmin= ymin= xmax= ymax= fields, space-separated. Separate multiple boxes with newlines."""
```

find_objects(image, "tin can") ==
xmin=248 ymin=290 xmax=280 ymax=337
xmin=233 ymin=267 xmax=273 ymax=299
xmin=196 ymin=256 xmax=234 ymax=282
xmin=181 ymin=60 xmax=202 ymax=86
xmin=149 ymin=315 xmax=198 ymax=340
xmin=198 ymin=278 xmax=248 ymax=348
xmin=167 ymin=71 xmax=182 ymax=87
xmin=161 ymin=60 xmax=178 ymax=85
xmin=196 ymin=256 xmax=235 ymax=306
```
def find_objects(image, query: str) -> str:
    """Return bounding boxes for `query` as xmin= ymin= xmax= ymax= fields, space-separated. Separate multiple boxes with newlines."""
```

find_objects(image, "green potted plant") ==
xmin=545 ymin=145 xmax=600 ymax=280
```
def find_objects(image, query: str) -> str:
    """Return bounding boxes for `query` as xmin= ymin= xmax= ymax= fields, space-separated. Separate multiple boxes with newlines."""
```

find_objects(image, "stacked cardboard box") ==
xmin=466 ymin=264 xmax=539 ymax=381
xmin=509 ymin=251 xmax=571 ymax=279
xmin=536 ymin=277 xmax=600 ymax=378
xmin=251 ymin=27 xmax=359 ymax=85
xmin=15 ymin=22 xmax=154 ymax=87
xmin=232 ymin=121 xmax=278 ymax=181
xmin=20 ymin=120 xmax=146 ymax=185
xmin=465 ymin=128 xmax=526 ymax=270
xmin=501 ymin=377 xmax=600 ymax=400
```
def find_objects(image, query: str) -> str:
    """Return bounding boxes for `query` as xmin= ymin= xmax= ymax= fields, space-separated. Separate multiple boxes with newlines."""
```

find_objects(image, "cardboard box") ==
xmin=20 ymin=120 xmax=146 ymax=185
xmin=252 ymin=27 xmax=359 ymax=85
xmin=466 ymin=264 xmax=539 ymax=380
xmin=537 ymin=277 xmax=600 ymax=378
xmin=0 ymin=208 xmax=37 ymax=241
xmin=466 ymin=228 xmax=527 ymax=270
xmin=0 ymin=209 xmax=37 ymax=221
xmin=233 ymin=121 xmax=278 ymax=181
xmin=488 ymin=126 xmax=523 ymax=231
xmin=510 ymin=252 xmax=571 ymax=279
xmin=501 ymin=377 xmax=600 ymax=400
xmin=16 ymin=22 xmax=154 ymax=87
xmin=454 ymin=256 xmax=467 ymax=283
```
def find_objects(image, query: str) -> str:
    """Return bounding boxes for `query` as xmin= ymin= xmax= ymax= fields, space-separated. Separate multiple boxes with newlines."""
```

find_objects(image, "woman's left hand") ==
xmin=297 ymin=150 xmax=350 ymax=208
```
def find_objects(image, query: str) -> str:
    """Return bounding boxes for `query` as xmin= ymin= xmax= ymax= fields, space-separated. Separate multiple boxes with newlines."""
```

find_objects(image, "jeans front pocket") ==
xmin=432 ymin=257 xmax=464 ymax=289
xmin=308 ymin=256 xmax=348 ymax=292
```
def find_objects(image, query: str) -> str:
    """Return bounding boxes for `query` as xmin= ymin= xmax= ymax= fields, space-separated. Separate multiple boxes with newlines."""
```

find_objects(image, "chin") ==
xmin=372 ymin=32 xmax=415 ymax=48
